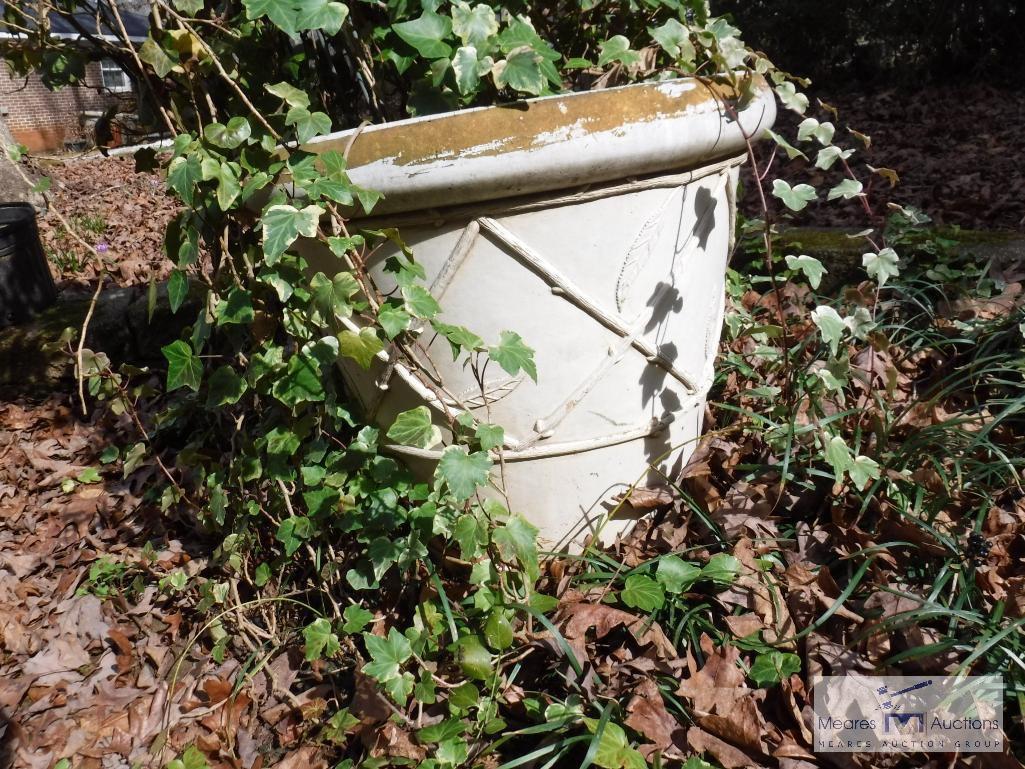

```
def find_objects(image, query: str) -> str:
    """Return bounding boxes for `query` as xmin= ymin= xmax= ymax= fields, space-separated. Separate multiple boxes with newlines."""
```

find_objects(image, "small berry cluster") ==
xmin=963 ymin=532 xmax=992 ymax=568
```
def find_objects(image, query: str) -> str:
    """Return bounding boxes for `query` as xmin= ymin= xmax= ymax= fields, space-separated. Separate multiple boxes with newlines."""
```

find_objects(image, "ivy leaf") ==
xmin=310 ymin=271 xmax=358 ymax=324
xmin=824 ymin=437 xmax=881 ymax=489
xmin=363 ymin=628 xmax=414 ymax=703
xmin=452 ymin=45 xmax=485 ymax=95
xmin=286 ymin=107 xmax=332 ymax=144
xmin=204 ymin=117 xmax=251 ymax=149
xmin=484 ymin=612 xmax=514 ymax=650
xmin=387 ymin=406 xmax=443 ymax=449
xmin=343 ymin=604 xmax=375 ymax=633
xmin=172 ymin=0 xmax=204 ymax=13
xmin=432 ymin=321 xmax=484 ymax=358
xmin=456 ymin=635 xmax=494 ymax=680
xmin=168 ymin=269 xmax=189 ymax=313
xmin=294 ymin=0 xmax=348 ymax=35
xmin=766 ymin=129 xmax=806 ymax=160
xmin=272 ymin=353 xmax=325 ymax=406
xmin=796 ymin=117 xmax=835 ymax=145
xmin=166 ymin=746 xmax=209 ymax=769
xmin=393 ymin=12 xmax=453 ymax=59
xmin=303 ymin=617 xmax=340 ymax=661
xmin=827 ymin=178 xmax=864 ymax=201
xmin=368 ymin=537 xmax=402 ymax=579
xmin=771 ymin=179 xmax=817 ymax=212
xmin=162 ymin=340 xmax=203 ymax=392
xmin=849 ymin=454 xmax=881 ymax=489
xmin=475 ymin=423 xmax=504 ymax=451
xmin=824 ymin=435 xmax=853 ymax=484
xmin=597 ymin=35 xmax=640 ymax=66
xmin=209 ymin=160 xmax=241 ymax=210
xmin=451 ymin=1 xmax=498 ymax=47
xmin=810 ymin=305 xmax=846 ymax=356
xmin=844 ymin=306 xmax=876 ymax=340
xmin=784 ymin=254 xmax=827 ymax=290
xmin=621 ymin=574 xmax=665 ymax=612
xmin=139 ymin=37 xmax=177 ymax=77
xmin=488 ymin=330 xmax=537 ymax=381
xmin=654 ymin=555 xmax=701 ymax=593
xmin=337 ymin=327 xmax=384 ymax=369
xmin=401 ymin=284 xmax=440 ymax=319
xmin=701 ymin=553 xmax=741 ymax=587
xmin=492 ymin=514 xmax=540 ymax=583
xmin=453 ymin=513 xmax=487 ymax=559
xmin=436 ymin=446 xmax=491 ymax=500
xmin=275 ymin=515 xmax=313 ymax=556
xmin=493 ymin=46 xmax=544 ymax=95
xmin=303 ymin=486 xmax=339 ymax=516
xmin=166 ymin=154 xmax=202 ymax=206
xmin=749 ymin=651 xmax=801 ymax=687
xmin=262 ymin=204 xmax=321 ymax=263
xmin=581 ymin=719 xmax=644 ymax=769
xmin=815 ymin=145 xmax=854 ymax=170
xmin=775 ymin=81 xmax=808 ymax=114
xmin=862 ymin=247 xmax=900 ymax=285
xmin=77 ymin=467 xmax=102 ymax=484
xmin=377 ymin=305 xmax=412 ymax=339
xmin=207 ymin=366 xmax=248 ymax=406
xmin=265 ymin=81 xmax=310 ymax=108
xmin=648 ymin=18 xmax=695 ymax=63
xmin=242 ymin=0 xmax=300 ymax=34
xmin=215 ymin=287 xmax=254 ymax=325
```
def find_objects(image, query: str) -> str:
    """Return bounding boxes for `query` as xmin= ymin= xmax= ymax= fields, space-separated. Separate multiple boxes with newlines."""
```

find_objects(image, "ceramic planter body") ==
xmin=306 ymin=77 xmax=776 ymax=549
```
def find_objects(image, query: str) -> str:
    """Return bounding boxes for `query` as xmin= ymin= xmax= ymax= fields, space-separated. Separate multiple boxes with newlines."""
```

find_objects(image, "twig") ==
xmin=76 ymin=273 xmax=106 ymax=414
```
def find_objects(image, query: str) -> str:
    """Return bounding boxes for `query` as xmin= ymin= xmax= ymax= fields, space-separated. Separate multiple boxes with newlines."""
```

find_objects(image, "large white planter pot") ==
xmin=306 ymin=77 xmax=776 ymax=550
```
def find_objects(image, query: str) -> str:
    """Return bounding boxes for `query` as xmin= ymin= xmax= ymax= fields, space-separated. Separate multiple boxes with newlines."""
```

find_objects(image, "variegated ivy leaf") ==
xmin=771 ymin=179 xmax=817 ymax=212
xmin=648 ymin=18 xmax=695 ymax=64
xmin=775 ymin=81 xmax=808 ymax=114
xmin=451 ymin=1 xmax=498 ymax=47
xmin=452 ymin=45 xmax=492 ymax=95
xmin=815 ymin=145 xmax=854 ymax=170
xmin=844 ymin=306 xmax=875 ymax=340
xmin=862 ymin=247 xmax=900 ymax=285
xmin=810 ymin=305 xmax=845 ymax=356
xmin=796 ymin=117 xmax=835 ymax=145
xmin=597 ymin=35 xmax=641 ymax=67
xmin=815 ymin=367 xmax=846 ymax=392
xmin=387 ymin=406 xmax=443 ymax=450
xmin=827 ymin=178 xmax=864 ymax=201
xmin=767 ymin=130 xmax=806 ymax=161
xmin=784 ymin=254 xmax=826 ymax=289
xmin=265 ymin=81 xmax=310 ymax=109
xmin=492 ymin=46 xmax=544 ymax=95
xmin=825 ymin=436 xmax=881 ymax=489
xmin=262 ymin=203 xmax=321 ymax=263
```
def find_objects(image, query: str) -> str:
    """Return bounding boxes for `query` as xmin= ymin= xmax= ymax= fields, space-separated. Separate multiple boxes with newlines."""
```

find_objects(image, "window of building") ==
xmin=100 ymin=59 xmax=132 ymax=92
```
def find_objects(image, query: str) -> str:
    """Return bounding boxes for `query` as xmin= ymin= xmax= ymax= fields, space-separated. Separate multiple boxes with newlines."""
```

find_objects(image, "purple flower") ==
xmin=96 ymin=242 xmax=109 ymax=253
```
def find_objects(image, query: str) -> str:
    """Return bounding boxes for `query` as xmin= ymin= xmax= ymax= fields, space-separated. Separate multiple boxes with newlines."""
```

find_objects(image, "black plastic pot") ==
xmin=0 ymin=203 xmax=57 ymax=327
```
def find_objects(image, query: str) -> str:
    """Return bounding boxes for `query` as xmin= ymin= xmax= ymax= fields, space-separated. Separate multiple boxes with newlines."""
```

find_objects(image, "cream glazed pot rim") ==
xmin=306 ymin=75 xmax=777 ymax=216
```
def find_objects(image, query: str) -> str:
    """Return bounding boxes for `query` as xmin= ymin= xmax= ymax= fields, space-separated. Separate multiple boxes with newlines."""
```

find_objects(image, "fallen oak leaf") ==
xmin=686 ymin=725 xmax=768 ymax=769
xmin=624 ymin=678 xmax=682 ymax=752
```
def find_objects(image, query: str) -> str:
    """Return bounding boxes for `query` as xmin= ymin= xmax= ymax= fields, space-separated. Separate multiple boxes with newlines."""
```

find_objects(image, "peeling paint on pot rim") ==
xmin=309 ymin=75 xmax=776 ymax=216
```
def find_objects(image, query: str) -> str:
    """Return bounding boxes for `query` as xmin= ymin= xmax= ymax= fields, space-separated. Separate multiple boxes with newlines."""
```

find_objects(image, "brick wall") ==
xmin=0 ymin=59 xmax=129 ymax=152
